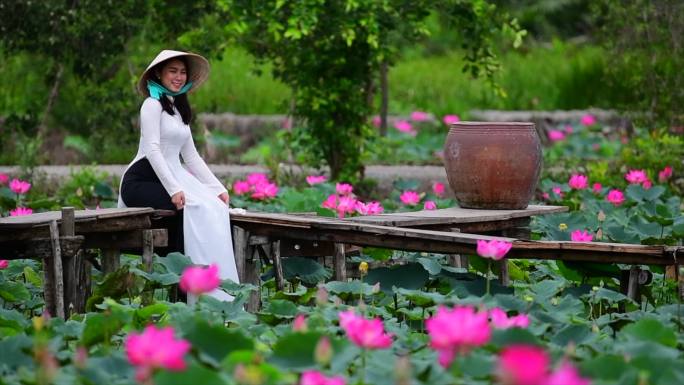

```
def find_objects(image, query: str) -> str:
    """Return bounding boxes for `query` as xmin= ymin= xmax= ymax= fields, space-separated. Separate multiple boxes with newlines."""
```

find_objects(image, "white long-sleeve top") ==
xmin=117 ymin=97 xmax=226 ymax=207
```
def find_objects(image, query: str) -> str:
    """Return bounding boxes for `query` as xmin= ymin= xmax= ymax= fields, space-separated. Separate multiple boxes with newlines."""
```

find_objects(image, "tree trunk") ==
xmin=380 ymin=61 xmax=389 ymax=136
xmin=38 ymin=63 xmax=65 ymax=140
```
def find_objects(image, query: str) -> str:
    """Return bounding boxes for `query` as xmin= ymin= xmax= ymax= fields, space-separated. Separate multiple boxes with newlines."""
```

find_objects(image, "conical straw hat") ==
xmin=137 ymin=49 xmax=210 ymax=97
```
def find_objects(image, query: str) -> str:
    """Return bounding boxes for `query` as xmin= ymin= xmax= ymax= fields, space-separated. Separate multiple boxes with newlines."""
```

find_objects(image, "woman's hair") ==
xmin=150 ymin=57 xmax=193 ymax=125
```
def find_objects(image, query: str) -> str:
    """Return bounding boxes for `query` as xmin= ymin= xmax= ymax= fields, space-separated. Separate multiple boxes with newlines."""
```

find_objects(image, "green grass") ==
xmin=191 ymin=47 xmax=291 ymax=114
xmin=192 ymin=40 xmax=617 ymax=118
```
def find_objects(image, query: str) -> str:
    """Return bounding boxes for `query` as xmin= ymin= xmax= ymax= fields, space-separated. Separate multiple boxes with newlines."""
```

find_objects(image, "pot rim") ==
xmin=449 ymin=121 xmax=534 ymax=127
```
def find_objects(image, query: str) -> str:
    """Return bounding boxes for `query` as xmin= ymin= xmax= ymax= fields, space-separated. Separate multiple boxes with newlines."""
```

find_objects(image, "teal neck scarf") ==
xmin=147 ymin=80 xmax=193 ymax=100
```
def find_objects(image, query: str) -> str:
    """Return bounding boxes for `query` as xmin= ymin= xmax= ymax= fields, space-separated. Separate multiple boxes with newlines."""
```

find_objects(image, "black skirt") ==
xmin=121 ymin=158 xmax=184 ymax=254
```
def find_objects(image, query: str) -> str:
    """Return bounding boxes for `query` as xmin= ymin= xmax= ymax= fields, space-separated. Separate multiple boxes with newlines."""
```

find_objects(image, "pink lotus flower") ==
xmin=568 ymin=174 xmax=588 ymax=190
xmin=547 ymin=361 xmax=592 ymax=385
xmin=9 ymin=178 xmax=31 ymax=194
xmin=433 ymin=182 xmax=445 ymax=197
xmin=424 ymin=201 xmax=437 ymax=210
xmin=625 ymin=169 xmax=648 ymax=184
xmin=355 ymin=201 xmax=384 ymax=215
xmin=338 ymin=310 xmax=393 ymax=349
xmin=336 ymin=196 xmax=358 ymax=218
xmin=410 ymin=111 xmax=430 ymax=122
xmin=0 ymin=173 xmax=8 ymax=185
xmin=497 ymin=345 xmax=550 ymax=385
xmin=394 ymin=120 xmax=416 ymax=136
xmin=251 ymin=182 xmax=279 ymax=200
xmin=300 ymin=370 xmax=346 ymax=385
xmin=580 ymin=114 xmax=596 ymax=126
xmin=232 ymin=180 xmax=251 ymax=195
xmin=371 ymin=115 xmax=381 ymax=128
xmin=179 ymin=264 xmax=220 ymax=296
xmin=642 ymin=179 xmax=652 ymax=189
xmin=443 ymin=114 xmax=460 ymax=125
xmin=659 ymin=166 xmax=673 ymax=182
xmin=125 ymin=325 xmax=191 ymax=382
xmin=322 ymin=194 xmax=338 ymax=210
xmin=246 ymin=173 xmax=269 ymax=186
xmin=10 ymin=207 xmax=33 ymax=216
xmin=306 ymin=175 xmax=327 ymax=186
xmin=542 ymin=192 xmax=550 ymax=200
xmin=400 ymin=191 xmax=420 ymax=206
xmin=552 ymin=186 xmax=564 ymax=198
xmin=571 ymin=230 xmax=594 ymax=242
xmin=335 ymin=183 xmax=353 ymax=196
xmin=489 ymin=308 xmax=530 ymax=329
xmin=548 ymin=130 xmax=566 ymax=142
xmin=564 ymin=125 xmax=574 ymax=134
xmin=293 ymin=314 xmax=308 ymax=332
xmin=476 ymin=239 xmax=513 ymax=261
xmin=0 ymin=260 xmax=8 ymax=269
xmin=426 ymin=305 xmax=491 ymax=368
xmin=606 ymin=189 xmax=625 ymax=206
xmin=592 ymin=183 xmax=602 ymax=194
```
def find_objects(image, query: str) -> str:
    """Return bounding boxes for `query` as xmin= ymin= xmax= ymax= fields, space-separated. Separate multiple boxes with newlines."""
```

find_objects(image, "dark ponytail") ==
xmin=158 ymin=93 xmax=192 ymax=125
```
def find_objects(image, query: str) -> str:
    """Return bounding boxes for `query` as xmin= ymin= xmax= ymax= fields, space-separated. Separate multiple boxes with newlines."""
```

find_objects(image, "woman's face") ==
xmin=157 ymin=59 xmax=187 ymax=92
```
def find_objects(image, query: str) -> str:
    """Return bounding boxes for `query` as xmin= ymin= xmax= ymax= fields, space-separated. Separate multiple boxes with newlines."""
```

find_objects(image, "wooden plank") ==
xmin=345 ymin=205 xmax=567 ymax=227
xmin=0 ymin=236 xmax=83 ymax=260
xmin=49 ymin=221 xmax=65 ymax=319
xmin=0 ymin=207 xmax=154 ymax=228
xmin=235 ymin=221 xmax=676 ymax=265
xmin=83 ymin=229 xmax=168 ymax=249
xmin=0 ymin=215 xmax=153 ymax=242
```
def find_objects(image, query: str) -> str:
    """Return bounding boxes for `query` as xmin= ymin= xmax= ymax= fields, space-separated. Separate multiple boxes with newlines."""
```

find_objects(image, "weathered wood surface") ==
xmin=343 ymin=205 xmax=567 ymax=227
xmin=49 ymin=220 xmax=65 ymax=319
xmin=232 ymin=226 xmax=261 ymax=312
xmin=83 ymin=229 xmax=168 ymax=249
xmin=0 ymin=236 xmax=84 ymax=260
xmin=0 ymin=207 xmax=155 ymax=228
xmin=230 ymin=211 xmax=679 ymax=265
xmin=0 ymin=216 xmax=153 ymax=242
xmin=60 ymin=207 xmax=91 ymax=317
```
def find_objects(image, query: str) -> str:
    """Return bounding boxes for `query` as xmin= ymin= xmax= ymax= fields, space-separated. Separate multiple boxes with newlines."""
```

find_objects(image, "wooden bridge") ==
xmin=1 ymin=206 xmax=681 ymax=315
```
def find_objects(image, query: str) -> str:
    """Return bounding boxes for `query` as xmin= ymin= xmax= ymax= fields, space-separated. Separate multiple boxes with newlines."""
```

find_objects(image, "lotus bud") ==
xmin=314 ymin=336 xmax=333 ymax=365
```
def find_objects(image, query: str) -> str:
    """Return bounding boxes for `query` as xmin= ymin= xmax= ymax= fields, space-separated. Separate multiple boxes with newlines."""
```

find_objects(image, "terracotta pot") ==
xmin=443 ymin=122 xmax=542 ymax=209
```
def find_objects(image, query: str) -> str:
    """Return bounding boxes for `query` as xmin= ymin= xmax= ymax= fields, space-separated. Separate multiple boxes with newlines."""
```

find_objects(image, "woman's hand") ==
xmin=218 ymin=192 xmax=230 ymax=204
xmin=171 ymin=191 xmax=185 ymax=210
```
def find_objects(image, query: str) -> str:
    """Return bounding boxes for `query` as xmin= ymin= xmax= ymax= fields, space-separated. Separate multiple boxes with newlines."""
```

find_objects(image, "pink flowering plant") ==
xmin=1 ymin=117 xmax=683 ymax=385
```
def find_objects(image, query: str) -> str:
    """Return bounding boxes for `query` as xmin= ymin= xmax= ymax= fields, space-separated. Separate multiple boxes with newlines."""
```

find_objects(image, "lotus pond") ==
xmin=0 ymin=117 xmax=683 ymax=385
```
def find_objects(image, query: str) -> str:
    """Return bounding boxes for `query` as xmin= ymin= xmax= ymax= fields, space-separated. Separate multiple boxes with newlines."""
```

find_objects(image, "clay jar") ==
xmin=443 ymin=122 xmax=542 ymax=209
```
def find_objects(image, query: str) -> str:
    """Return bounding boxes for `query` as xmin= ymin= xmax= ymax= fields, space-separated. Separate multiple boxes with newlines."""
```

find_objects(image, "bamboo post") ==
xmin=60 ymin=207 xmax=90 ymax=316
xmin=101 ymin=249 xmax=120 ymax=274
xmin=232 ymin=226 xmax=261 ymax=312
xmin=141 ymin=230 xmax=154 ymax=272
xmin=272 ymin=239 xmax=285 ymax=291
xmin=48 ymin=220 xmax=65 ymax=319
xmin=334 ymin=243 xmax=347 ymax=281
xmin=627 ymin=266 xmax=641 ymax=302
xmin=499 ymin=221 xmax=531 ymax=287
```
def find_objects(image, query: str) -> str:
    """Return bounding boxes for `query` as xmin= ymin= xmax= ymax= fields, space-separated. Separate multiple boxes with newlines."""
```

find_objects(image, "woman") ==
xmin=118 ymin=49 xmax=239 ymax=301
